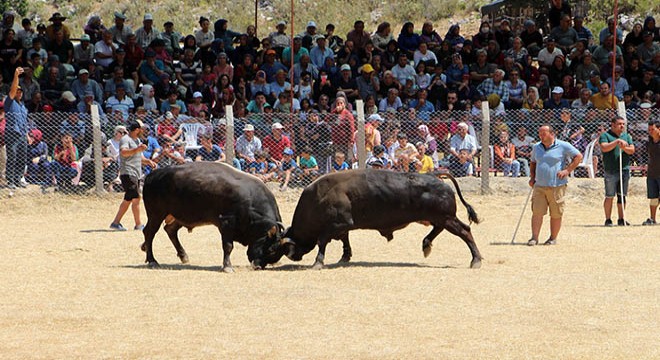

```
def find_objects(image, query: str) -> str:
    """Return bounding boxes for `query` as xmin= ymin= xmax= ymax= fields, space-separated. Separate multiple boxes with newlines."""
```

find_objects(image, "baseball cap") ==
xmin=547 ymin=36 xmax=556 ymax=42
xmin=367 ymin=114 xmax=384 ymax=123
xmin=114 ymin=125 xmax=127 ymax=134
xmin=144 ymin=13 xmax=154 ymax=21
xmin=583 ymin=50 xmax=591 ymax=56
xmin=84 ymin=90 xmax=94 ymax=98
xmin=361 ymin=64 xmax=374 ymax=73
xmin=265 ymin=49 xmax=276 ymax=55
xmin=61 ymin=91 xmax=76 ymax=102
xmin=50 ymin=54 xmax=60 ymax=62
xmin=340 ymin=64 xmax=351 ymax=71
xmin=78 ymin=69 xmax=89 ymax=75
xmin=277 ymin=20 xmax=286 ymax=26
xmin=640 ymin=102 xmax=652 ymax=109
xmin=80 ymin=34 xmax=91 ymax=42
xmin=244 ymin=124 xmax=255 ymax=131
xmin=165 ymin=111 xmax=174 ymax=119
xmin=114 ymin=11 xmax=127 ymax=20
xmin=643 ymin=30 xmax=653 ymax=37
xmin=145 ymin=49 xmax=156 ymax=57
xmin=524 ymin=19 xmax=535 ymax=27
xmin=271 ymin=122 xmax=284 ymax=129
xmin=115 ymin=47 xmax=126 ymax=54
xmin=193 ymin=91 xmax=203 ymax=98
xmin=282 ymin=147 xmax=294 ymax=155
xmin=589 ymin=70 xmax=600 ymax=77
xmin=551 ymin=86 xmax=564 ymax=94
xmin=307 ymin=20 xmax=317 ymax=28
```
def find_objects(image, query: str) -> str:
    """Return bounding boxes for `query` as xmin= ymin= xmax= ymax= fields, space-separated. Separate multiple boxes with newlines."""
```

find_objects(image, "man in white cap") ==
xmin=309 ymin=35 xmax=334 ymax=68
xmin=336 ymin=64 xmax=359 ymax=103
xmin=544 ymin=86 xmax=570 ymax=110
xmin=135 ymin=13 xmax=161 ymax=50
xmin=70 ymin=68 xmax=103 ymax=102
xmin=108 ymin=12 xmax=133 ymax=46
xmin=269 ymin=20 xmax=290 ymax=54
xmin=262 ymin=122 xmax=291 ymax=165
xmin=235 ymin=124 xmax=262 ymax=168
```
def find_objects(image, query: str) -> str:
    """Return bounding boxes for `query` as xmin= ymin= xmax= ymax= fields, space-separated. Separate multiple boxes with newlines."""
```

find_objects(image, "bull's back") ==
xmin=292 ymin=170 xmax=457 ymax=234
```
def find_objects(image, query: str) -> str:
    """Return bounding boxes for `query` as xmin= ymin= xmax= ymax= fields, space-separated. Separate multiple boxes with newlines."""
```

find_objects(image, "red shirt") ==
xmin=158 ymin=122 xmax=177 ymax=137
xmin=331 ymin=109 xmax=356 ymax=147
xmin=262 ymin=134 xmax=291 ymax=161
xmin=0 ymin=117 xmax=5 ymax=147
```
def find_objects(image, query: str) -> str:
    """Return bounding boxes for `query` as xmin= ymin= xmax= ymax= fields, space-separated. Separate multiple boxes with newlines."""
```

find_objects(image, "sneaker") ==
xmin=617 ymin=219 xmax=630 ymax=226
xmin=279 ymin=185 xmax=288 ymax=192
xmin=642 ymin=218 xmax=656 ymax=226
xmin=134 ymin=224 xmax=145 ymax=231
xmin=7 ymin=184 xmax=16 ymax=190
xmin=604 ymin=219 xmax=613 ymax=227
xmin=110 ymin=223 xmax=127 ymax=231
xmin=527 ymin=238 xmax=538 ymax=246
xmin=543 ymin=238 xmax=557 ymax=245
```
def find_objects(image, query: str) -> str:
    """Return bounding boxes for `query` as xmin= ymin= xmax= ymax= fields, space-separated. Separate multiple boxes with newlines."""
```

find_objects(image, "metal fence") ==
xmin=1 ymin=103 xmax=657 ymax=197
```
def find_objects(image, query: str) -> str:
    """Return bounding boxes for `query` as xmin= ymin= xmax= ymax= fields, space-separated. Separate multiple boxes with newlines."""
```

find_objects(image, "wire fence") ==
xmin=1 ymin=104 xmax=657 ymax=197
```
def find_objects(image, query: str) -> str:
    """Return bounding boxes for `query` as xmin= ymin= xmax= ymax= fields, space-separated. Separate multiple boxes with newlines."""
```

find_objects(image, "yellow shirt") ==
xmin=418 ymin=155 xmax=434 ymax=174
xmin=591 ymin=93 xmax=618 ymax=110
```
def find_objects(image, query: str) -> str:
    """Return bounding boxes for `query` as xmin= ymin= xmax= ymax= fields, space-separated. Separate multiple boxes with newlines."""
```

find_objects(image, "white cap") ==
xmin=340 ymin=64 xmax=351 ymax=71
xmin=307 ymin=20 xmax=317 ymax=28
xmin=61 ymin=91 xmax=76 ymax=102
xmin=244 ymin=124 xmax=255 ymax=131
xmin=193 ymin=91 xmax=203 ymax=98
xmin=640 ymin=102 xmax=652 ymax=109
xmin=271 ymin=122 xmax=284 ymax=129
xmin=165 ymin=111 xmax=174 ymax=119
xmin=144 ymin=13 xmax=153 ymax=21
xmin=367 ymin=114 xmax=384 ymax=122
xmin=551 ymin=86 xmax=564 ymax=94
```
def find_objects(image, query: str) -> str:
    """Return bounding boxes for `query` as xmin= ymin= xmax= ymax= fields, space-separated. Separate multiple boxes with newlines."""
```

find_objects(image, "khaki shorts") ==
xmin=532 ymin=185 xmax=567 ymax=219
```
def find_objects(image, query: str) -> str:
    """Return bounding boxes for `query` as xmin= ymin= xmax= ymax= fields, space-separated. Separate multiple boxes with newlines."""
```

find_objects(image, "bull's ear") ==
xmin=267 ymin=225 xmax=278 ymax=239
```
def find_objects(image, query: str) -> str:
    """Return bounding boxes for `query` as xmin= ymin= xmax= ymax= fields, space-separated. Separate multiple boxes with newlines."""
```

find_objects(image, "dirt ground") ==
xmin=0 ymin=177 xmax=658 ymax=359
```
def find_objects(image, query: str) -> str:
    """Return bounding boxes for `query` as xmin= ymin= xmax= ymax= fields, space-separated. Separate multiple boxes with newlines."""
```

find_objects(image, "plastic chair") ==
xmin=571 ymin=139 xmax=597 ymax=178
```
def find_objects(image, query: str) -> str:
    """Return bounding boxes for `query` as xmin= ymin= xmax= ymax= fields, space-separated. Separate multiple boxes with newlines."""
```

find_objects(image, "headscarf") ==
xmin=417 ymin=124 xmax=435 ymax=142
xmin=29 ymin=129 xmax=43 ymax=143
xmin=140 ymin=84 xmax=158 ymax=111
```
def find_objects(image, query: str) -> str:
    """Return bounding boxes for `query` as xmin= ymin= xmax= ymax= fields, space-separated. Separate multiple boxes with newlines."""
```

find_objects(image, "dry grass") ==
xmin=0 ymin=177 xmax=658 ymax=359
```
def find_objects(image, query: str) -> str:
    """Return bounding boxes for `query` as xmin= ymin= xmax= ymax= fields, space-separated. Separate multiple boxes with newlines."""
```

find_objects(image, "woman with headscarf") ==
xmin=420 ymin=21 xmax=442 ymax=50
xmin=444 ymin=25 xmax=465 ymax=48
xmin=473 ymin=21 xmax=495 ymax=50
xmin=486 ymin=40 xmax=504 ymax=67
xmin=136 ymin=84 xmax=159 ymax=116
xmin=415 ymin=124 xmax=438 ymax=158
xmin=623 ymin=22 xmax=644 ymax=48
xmin=523 ymin=86 xmax=543 ymax=110
xmin=397 ymin=22 xmax=420 ymax=59
xmin=643 ymin=16 xmax=659 ymax=42
xmin=381 ymin=39 xmax=400 ymax=70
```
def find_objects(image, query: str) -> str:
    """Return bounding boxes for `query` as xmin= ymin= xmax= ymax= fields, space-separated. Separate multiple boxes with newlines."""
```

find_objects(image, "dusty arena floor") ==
xmin=0 ymin=177 xmax=658 ymax=359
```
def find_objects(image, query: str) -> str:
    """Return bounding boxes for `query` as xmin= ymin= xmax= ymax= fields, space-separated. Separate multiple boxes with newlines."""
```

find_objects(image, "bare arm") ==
xmin=9 ymin=67 xmax=23 ymax=100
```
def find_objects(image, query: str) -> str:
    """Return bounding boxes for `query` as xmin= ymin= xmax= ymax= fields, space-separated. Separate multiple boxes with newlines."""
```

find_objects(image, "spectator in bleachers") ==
xmin=591 ymin=82 xmax=618 ymax=110
xmin=637 ymin=30 xmax=660 ymax=67
xmin=397 ymin=22 xmax=420 ymax=60
xmin=123 ymin=34 xmax=144 ymax=69
xmin=135 ymin=14 xmax=161 ymax=51
xmin=84 ymin=16 xmax=106 ymax=45
xmin=520 ymin=20 xmax=543 ymax=57
xmin=567 ymin=40 xmax=588 ymax=72
xmin=505 ymin=37 xmax=528 ymax=64
xmin=261 ymin=50 xmax=288 ymax=83
xmin=470 ymin=49 xmax=496 ymax=88
xmin=380 ymin=39 xmax=399 ymax=70
xmin=379 ymin=88 xmax=402 ymax=112
xmin=47 ymin=28 xmax=74 ymax=67
xmin=585 ymin=70 xmax=602 ymax=94
xmin=139 ymin=49 xmax=166 ymax=88
xmin=45 ymin=13 xmax=71 ymax=41
xmin=545 ymin=86 xmax=570 ymax=110
xmin=575 ymin=50 xmax=599 ymax=85
xmin=277 ymin=147 xmax=298 ymax=191
xmin=17 ymin=18 xmax=36 ymax=49
xmin=161 ymin=21 xmax=182 ymax=59
xmin=642 ymin=16 xmax=659 ymax=42
xmin=104 ymin=66 xmax=134 ymax=99
xmin=335 ymin=64 xmax=358 ymax=103
xmin=25 ymin=128 xmax=51 ymax=189
xmin=59 ymin=110 xmax=85 ymax=144
xmin=550 ymin=14 xmax=579 ymax=54
xmin=310 ymin=36 xmax=334 ymax=69
xmin=299 ymin=21 xmax=321 ymax=51
xmin=593 ymin=36 xmax=622 ymax=67
xmin=624 ymin=22 xmax=644 ymax=49
xmin=232 ymin=33 xmax=257 ymax=67
xmin=262 ymin=122 xmax=291 ymax=165
xmin=537 ymin=37 xmax=563 ymax=69
xmin=444 ymin=24 xmax=464 ymax=49
xmin=606 ymin=66 xmax=630 ymax=100
xmin=289 ymin=54 xmax=318 ymax=85
xmin=108 ymin=11 xmax=133 ymax=45
xmin=413 ymin=142 xmax=434 ymax=173
xmin=70 ymin=69 xmax=103 ymax=103
xmin=371 ymin=22 xmax=393 ymax=53
xmin=393 ymin=132 xmax=418 ymax=172
xmin=73 ymin=34 xmax=95 ymax=69
xmin=269 ymin=20 xmax=290 ymax=56
xmin=511 ymin=126 xmax=534 ymax=176
xmin=523 ymin=86 xmax=543 ymax=110
xmin=324 ymin=23 xmax=344 ymax=53
xmin=26 ymin=38 xmax=47 ymax=69
xmin=472 ymin=21 xmax=494 ymax=50
xmin=282 ymin=36 xmax=309 ymax=67
xmin=347 ymin=20 xmax=370 ymax=52
xmin=573 ymin=16 xmax=594 ymax=47
xmin=548 ymin=0 xmax=571 ymax=30
xmin=598 ymin=17 xmax=623 ymax=46
xmin=40 ymin=66 xmax=68 ymax=104
xmin=0 ymin=29 xmax=22 ymax=82
xmin=391 ymin=53 xmax=416 ymax=86
xmin=633 ymin=68 xmax=659 ymax=101
xmin=236 ymin=123 xmax=261 ymax=169
xmin=548 ymin=55 xmax=571 ymax=88
xmin=447 ymin=122 xmax=477 ymax=173
xmin=105 ymin=83 xmax=134 ymax=122
xmin=298 ymin=146 xmax=320 ymax=184
xmin=572 ymin=88 xmax=594 ymax=109
xmin=160 ymin=89 xmax=187 ymax=114
xmin=496 ymin=19 xmax=514 ymax=51
xmin=0 ymin=11 xmax=20 ymax=40
xmin=77 ymin=90 xmax=106 ymax=120
xmin=477 ymin=68 xmax=509 ymax=104
xmin=94 ymin=30 xmax=118 ymax=70
xmin=504 ymin=67 xmax=526 ymax=109
xmin=17 ymin=66 xmax=39 ymax=103
xmin=413 ymin=42 xmax=438 ymax=69
xmin=332 ymin=150 xmax=351 ymax=171
xmin=52 ymin=132 xmax=79 ymax=191
xmin=486 ymin=39 xmax=505 ymax=67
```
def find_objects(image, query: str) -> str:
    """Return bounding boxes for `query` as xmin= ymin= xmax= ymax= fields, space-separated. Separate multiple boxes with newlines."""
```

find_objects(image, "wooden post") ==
xmin=225 ymin=106 xmax=235 ymax=166
xmin=356 ymin=100 xmax=366 ymax=169
xmin=480 ymin=101 xmax=491 ymax=195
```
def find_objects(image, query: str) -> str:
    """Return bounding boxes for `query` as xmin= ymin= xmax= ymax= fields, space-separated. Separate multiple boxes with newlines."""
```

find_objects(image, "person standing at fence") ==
xmin=331 ymin=96 xmax=356 ymax=162
xmin=4 ymin=67 xmax=28 ymax=192
xmin=528 ymin=124 xmax=583 ymax=246
xmin=110 ymin=120 xmax=157 ymax=231
xmin=642 ymin=119 xmax=660 ymax=225
xmin=599 ymin=116 xmax=635 ymax=226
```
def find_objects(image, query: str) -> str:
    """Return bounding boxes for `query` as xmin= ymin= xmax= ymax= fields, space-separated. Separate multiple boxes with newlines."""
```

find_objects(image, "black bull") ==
xmin=140 ymin=162 xmax=284 ymax=272
xmin=253 ymin=170 xmax=483 ymax=269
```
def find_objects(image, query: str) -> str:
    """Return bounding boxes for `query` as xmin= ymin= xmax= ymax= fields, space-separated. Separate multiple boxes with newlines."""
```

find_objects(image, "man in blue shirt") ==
xmin=528 ymin=124 xmax=583 ymax=246
xmin=5 ymin=67 xmax=29 ymax=191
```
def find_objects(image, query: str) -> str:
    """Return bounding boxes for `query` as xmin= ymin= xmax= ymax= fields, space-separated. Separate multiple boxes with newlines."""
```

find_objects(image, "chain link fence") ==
xmin=1 ymin=103 xmax=657 ymax=197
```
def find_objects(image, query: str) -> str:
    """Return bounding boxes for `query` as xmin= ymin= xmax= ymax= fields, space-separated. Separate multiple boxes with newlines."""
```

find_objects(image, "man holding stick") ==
xmin=528 ymin=124 xmax=583 ymax=246
xmin=599 ymin=116 xmax=635 ymax=226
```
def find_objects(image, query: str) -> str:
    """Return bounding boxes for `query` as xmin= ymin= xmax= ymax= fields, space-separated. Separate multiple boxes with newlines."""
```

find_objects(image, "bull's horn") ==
xmin=267 ymin=225 xmax=278 ymax=238
xmin=276 ymin=222 xmax=286 ymax=232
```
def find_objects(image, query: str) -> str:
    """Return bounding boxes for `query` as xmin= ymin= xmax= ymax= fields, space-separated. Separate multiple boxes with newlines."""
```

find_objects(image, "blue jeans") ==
xmin=502 ymin=160 xmax=521 ymax=177
xmin=604 ymin=169 xmax=630 ymax=202
xmin=52 ymin=162 xmax=78 ymax=187
xmin=6 ymin=132 xmax=27 ymax=186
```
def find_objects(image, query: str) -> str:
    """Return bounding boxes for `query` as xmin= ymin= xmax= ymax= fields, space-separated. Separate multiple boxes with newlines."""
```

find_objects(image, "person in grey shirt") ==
xmin=110 ymin=120 xmax=156 ymax=231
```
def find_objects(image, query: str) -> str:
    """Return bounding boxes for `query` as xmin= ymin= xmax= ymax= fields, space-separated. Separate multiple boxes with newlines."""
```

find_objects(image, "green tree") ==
xmin=0 ymin=0 xmax=29 ymax=17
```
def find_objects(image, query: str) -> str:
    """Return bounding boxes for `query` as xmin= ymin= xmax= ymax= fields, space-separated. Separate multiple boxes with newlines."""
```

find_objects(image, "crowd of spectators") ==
xmin=0 ymin=7 xmax=658 ymax=190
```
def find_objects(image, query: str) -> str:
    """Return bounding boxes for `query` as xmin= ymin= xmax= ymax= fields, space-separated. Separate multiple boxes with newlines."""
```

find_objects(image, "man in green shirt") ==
xmin=599 ymin=116 xmax=635 ymax=226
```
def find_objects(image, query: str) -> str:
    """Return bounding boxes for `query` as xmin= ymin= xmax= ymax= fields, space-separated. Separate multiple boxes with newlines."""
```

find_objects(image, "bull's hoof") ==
xmin=311 ymin=262 xmax=324 ymax=270
xmin=147 ymin=261 xmax=160 ymax=268
xmin=140 ymin=242 xmax=146 ymax=252
xmin=470 ymin=259 xmax=482 ymax=269
xmin=423 ymin=243 xmax=433 ymax=258
xmin=222 ymin=266 xmax=235 ymax=273
xmin=338 ymin=255 xmax=351 ymax=263
xmin=179 ymin=254 xmax=189 ymax=264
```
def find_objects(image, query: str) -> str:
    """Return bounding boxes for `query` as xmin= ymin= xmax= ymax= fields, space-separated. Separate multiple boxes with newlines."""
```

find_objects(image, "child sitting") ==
xmin=278 ymin=147 xmax=299 ymax=191
xmin=331 ymin=151 xmax=351 ymax=172
xmin=298 ymin=146 xmax=319 ymax=185
xmin=249 ymin=150 xmax=276 ymax=183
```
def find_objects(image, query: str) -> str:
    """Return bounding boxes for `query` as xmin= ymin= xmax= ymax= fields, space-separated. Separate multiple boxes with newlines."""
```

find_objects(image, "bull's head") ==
xmin=247 ymin=222 xmax=295 ymax=269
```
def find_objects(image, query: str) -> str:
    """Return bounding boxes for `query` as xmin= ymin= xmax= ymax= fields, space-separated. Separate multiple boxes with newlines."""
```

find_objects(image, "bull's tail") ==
xmin=433 ymin=172 xmax=480 ymax=225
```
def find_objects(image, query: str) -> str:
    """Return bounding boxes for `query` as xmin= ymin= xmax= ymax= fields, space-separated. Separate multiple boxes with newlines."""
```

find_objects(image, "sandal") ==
xmin=527 ymin=238 xmax=538 ymax=246
xmin=543 ymin=238 xmax=556 ymax=245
